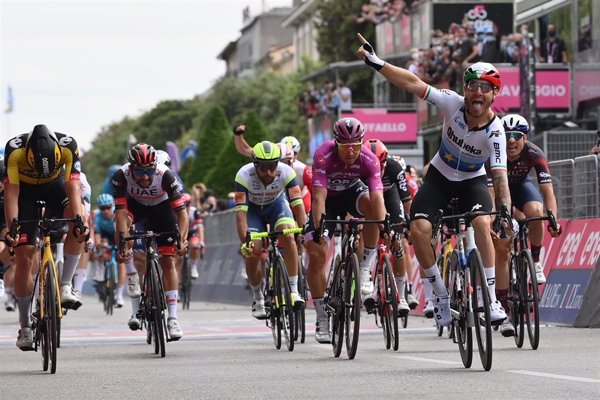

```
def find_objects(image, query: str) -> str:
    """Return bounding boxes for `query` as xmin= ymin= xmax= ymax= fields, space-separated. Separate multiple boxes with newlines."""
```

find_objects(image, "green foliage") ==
xmin=185 ymin=105 xmax=231 ymax=186
xmin=133 ymin=100 xmax=198 ymax=150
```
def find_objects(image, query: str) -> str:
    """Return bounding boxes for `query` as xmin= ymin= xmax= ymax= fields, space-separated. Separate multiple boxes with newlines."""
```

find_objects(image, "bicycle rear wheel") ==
xmin=265 ymin=263 xmax=281 ymax=350
xmin=180 ymin=255 xmax=191 ymax=311
xmin=382 ymin=255 xmax=399 ymax=351
xmin=345 ymin=252 xmax=361 ymax=359
xmin=275 ymin=256 xmax=295 ymax=351
xmin=104 ymin=261 xmax=115 ymax=316
xmin=470 ymin=249 xmax=493 ymax=371
xmin=330 ymin=256 xmax=344 ymax=357
xmin=521 ymin=250 xmax=540 ymax=350
xmin=294 ymin=255 xmax=306 ymax=343
xmin=509 ymin=255 xmax=525 ymax=348
xmin=149 ymin=259 xmax=166 ymax=357
xmin=453 ymin=265 xmax=472 ymax=369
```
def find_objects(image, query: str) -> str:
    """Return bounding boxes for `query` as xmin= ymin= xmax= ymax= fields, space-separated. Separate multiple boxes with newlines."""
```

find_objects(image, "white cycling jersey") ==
xmin=421 ymin=85 xmax=507 ymax=181
xmin=79 ymin=172 xmax=92 ymax=215
xmin=292 ymin=159 xmax=307 ymax=189
xmin=234 ymin=162 xmax=302 ymax=208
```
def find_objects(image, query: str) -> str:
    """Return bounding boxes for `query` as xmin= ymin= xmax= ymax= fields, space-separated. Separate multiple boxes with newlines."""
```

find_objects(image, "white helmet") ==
xmin=501 ymin=114 xmax=530 ymax=134
xmin=279 ymin=136 xmax=301 ymax=155
xmin=277 ymin=142 xmax=294 ymax=161
xmin=156 ymin=149 xmax=172 ymax=167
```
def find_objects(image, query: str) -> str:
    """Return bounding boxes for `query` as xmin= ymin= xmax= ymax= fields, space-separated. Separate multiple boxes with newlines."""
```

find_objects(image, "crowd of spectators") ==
xmin=295 ymin=79 xmax=352 ymax=119
xmin=356 ymin=0 xmax=420 ymax=24
xmin=191 ymin=182 xmax=229 ymax=214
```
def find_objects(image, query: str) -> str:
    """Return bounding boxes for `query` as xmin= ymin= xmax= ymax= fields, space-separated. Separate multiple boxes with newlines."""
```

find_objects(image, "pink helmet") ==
xmin=333 ymin=117 xmax=365 ymax=142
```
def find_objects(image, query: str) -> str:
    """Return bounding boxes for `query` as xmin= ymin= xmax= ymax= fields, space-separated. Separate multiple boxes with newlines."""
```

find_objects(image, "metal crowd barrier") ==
xmin=530 ymin=130 xmax=598 ymax=162
xmin=203 ymin=209 xmax=238 ymax=245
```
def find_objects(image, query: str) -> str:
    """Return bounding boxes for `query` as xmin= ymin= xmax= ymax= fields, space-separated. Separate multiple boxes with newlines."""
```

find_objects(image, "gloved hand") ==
xmin=356 ymin=33 xmax=385 ymax=71
xmin=240 ymin=241 xmax=254 ymax=258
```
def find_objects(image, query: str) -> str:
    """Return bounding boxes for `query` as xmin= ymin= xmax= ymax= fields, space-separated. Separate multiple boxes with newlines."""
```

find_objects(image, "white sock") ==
xmin=17 ymin=295 xmax=32 ymax=328
xmin=424 ymin=264 xmax=448 ymax=297
xmin=360 ymin=247 xmax=377 ymax=271
xmin=289 ymin=275 xmax=298 ymax=293
xmin=72 ymin=269 xmax=86 ymax=292
xmin=61 ymin=253 xmax=81 ymax=286
xmin=395 ymin=275 xmax=406 ymax=299
xmin=165 ymin=290 xmax=178 ymax=319
xmin=421 ymin=278 xmax=434 ymax=302
xmin=313 ymin=297 xmax=327 ymax=320
xmin=126 ymin=257 xmax=136 ymax=274
xmin=250 ymin=283 xmax=263 ymax=301
xmin=131 ymin=296 xmax=141 ymax=315
xmin=484 ymin=266 xmax=498 ymax=302
xmin=117 ymin=285 xmax=126 ymax=302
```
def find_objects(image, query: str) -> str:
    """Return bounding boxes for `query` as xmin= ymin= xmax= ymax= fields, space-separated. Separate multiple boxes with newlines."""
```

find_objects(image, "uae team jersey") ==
xmin=312 ymin=140 xmax=383 ymax=195
xmin=421 ymin=85 xmax=507 ymax=181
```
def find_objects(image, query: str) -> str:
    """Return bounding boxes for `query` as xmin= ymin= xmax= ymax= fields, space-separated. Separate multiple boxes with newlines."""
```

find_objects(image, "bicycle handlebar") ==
xmin=249 ymin=227 xmax=303 ymax=241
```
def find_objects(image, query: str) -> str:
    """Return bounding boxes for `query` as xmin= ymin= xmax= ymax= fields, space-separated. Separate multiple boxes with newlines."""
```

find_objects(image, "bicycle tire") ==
xmin=46 ymin=263 xmax=59 ymax=373
xmin=470 ymin=248 xmax=493 ymax=371
xmin=345 ymin=252 xmax=361 ymax=359
xmin=275 ymin=256 xmax=295 ymax=352
xmin=509 ymin=255 xmax=525 ymax=348
xmin=454 ymin=262 xmax=473 ymax=369
xmin=181 ymin=254 xmax=192 ymax=311
xmin=149 ymin=259 xmax=166 ymax=358
xmin=521 ymin=250 xmax=540 ymax=350
xmin=104 ymin=261 xmax=115 ymax=316
xmin=383 ymin=255 xmax=399 ymax=351
xmin=330 ymin=256 xmax=344 ymax=358
xmin=295 ymin=255 xmax=307 ymax=343
xmin=39 ymin=269 xmax=49 ymax=372
xmin=374 ymin=265 xmax=390 ymax=349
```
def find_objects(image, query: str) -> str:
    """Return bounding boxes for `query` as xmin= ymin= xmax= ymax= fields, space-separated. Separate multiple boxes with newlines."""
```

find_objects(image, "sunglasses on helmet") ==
xmin=466 ymin=80 xmax=494 ymax=93
xmin=335 ymin=141 xmax=363 ymax=154
xmin=505 ymin=131 xmax=525 ymax=141
xmin=132 ymin=167 xmax=156 ymax=177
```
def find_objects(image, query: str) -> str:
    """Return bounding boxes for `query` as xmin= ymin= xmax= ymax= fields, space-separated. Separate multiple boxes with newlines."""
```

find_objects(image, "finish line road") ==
xmin=0 ymin=298 xmax=598 ymax=399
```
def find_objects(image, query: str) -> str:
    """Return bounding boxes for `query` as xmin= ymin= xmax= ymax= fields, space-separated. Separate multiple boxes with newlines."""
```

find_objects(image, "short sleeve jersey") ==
xmin=234 ymin=162 xmax=302 ymax=211
xmin=420 ymin=85 xmax=507 ymax=181
xmin=381 ymin=156 xmax=411 ymax=202
xmin=508 ymin=142 xmax=552 ymax=185
xmin=4 ymin=132 xmax=81 ymax=185
xmin=312 ymin=140 xmax=383 ymax=195
xmin=112 ymin=163 xmax=185 ymax=211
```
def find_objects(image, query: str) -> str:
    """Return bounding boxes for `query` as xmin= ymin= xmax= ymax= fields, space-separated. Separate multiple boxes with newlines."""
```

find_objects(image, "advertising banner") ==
xmin=432 ymin=2 xmax=514 ymax=36
xmin=341 ymin=109 xmax=418 ymax=143
xmin=574 ymin=69 xmax=600 ymax=103
xmin=539 ymin=269 xmax=593 ymax=325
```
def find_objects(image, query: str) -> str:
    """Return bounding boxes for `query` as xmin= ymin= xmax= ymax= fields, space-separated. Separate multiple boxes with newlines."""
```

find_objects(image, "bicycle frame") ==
xmin=38 ymin=234 xmax=63 ymax=322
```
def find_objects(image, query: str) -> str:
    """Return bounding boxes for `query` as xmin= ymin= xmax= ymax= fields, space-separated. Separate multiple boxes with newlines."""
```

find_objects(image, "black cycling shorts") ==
xmin=127 ymin=198 xmax=179 ymax=255
xmin=410 ymin=165 xmax=493 ymax=224
xmin=384 ymin=188 xmax=405 ymax=225
xmin=304 ymin=182 xmax=369 ymax=240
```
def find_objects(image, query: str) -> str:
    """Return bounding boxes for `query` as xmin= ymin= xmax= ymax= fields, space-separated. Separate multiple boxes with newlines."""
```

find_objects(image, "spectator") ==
xmin=227 ymin=192 xmax=236 ymax=208
xmin=337 ymin=79 xmax=352 ymax=112
xmin=539 ymin=23 xmax=568 ymax=63
xmin=480 ymin=26 xmax=502 ymax=63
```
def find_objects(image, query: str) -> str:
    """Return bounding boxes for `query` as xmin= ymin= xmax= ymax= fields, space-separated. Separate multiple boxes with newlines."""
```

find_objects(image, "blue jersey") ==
xmin=94 ymin=209 xmax=115 ymax=241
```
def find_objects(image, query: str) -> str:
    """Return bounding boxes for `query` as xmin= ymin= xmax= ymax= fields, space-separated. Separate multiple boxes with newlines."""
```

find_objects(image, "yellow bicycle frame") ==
xmin=440 ymin=237 xmax=454 ymax=287
xmin=38 ymin=234 xmax=63 ymax=321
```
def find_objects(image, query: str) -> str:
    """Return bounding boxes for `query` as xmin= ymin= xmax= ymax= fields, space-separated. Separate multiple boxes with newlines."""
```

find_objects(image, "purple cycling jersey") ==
xmin=312 ymin=140 xmax=383 ymax=195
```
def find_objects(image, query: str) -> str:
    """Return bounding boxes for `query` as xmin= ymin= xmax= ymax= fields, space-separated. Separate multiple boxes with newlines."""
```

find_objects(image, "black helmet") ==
xmin=127 ymin=143 xmax=157 ymax=168
xmin=25 ymin=124 xmax=62 ymax=175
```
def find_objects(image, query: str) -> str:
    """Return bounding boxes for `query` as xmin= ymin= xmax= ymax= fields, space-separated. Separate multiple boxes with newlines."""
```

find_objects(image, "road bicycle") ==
xmin=120 ymin=230 xmax=180 ymax=358
xmin=97 ymin=243 xmax=118 ymax=316
xmin=508 ymin=209 xmax=558 ymax=350
xmin=247 ymin=227 xmax=302 ymax=351
xmin=293 ymin=239 xmax=308 ymax=343
xmin=10 ymin=200 xmax=86 ymax=374
xmin=179 ymin=252 xmax=192 ymax=311
xmin=320 ymin=215 xmax=387 ymax=360
xmin=431 ymin=206 xmax=507 ymax=371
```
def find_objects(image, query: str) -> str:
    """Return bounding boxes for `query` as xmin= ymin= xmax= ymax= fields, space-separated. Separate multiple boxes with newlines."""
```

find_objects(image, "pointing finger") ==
xmin=357 ymin=33 xmax=368 ymax=45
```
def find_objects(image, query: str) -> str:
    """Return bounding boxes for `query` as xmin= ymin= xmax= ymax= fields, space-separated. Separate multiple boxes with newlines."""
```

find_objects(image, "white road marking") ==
xmin=396 ymin=355 xmax=462 ymax=365
xmin=508 ymin=370 xmax=600 ymax=383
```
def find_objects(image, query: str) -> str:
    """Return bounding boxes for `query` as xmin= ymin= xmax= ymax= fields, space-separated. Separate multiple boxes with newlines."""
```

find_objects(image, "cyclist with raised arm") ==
xmin=303 ymin=117 xmax=385 ymax=343
xmin=367 ymin=139 xmax=412 ymax=315
xmin=112 ymin=143 xmax=188 ymax=339
xmin=3 ymin=124 xmax=89 ymax=350
xmin=357 ymin=34 xmax=511 ymax=326
xmin=489 ymin=114 xmax=562 ymax=336
xmin=235 ymin=141 xmax=306 ymax=319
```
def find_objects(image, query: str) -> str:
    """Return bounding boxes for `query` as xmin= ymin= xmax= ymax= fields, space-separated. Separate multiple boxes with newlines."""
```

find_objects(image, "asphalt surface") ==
xmin=0 ymin=295 xmax=598 ymax=399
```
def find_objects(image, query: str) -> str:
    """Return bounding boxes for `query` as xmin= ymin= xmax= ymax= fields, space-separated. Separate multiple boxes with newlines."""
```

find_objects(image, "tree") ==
xmin=185 ymin=105 xmax=230 ymax=186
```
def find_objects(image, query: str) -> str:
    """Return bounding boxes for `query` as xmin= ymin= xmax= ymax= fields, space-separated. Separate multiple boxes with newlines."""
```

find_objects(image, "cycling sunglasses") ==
xmin=336 ymin=140 xmax=363 ymax=154
xmin=505 ymin=131 xmax=525 ymax=141
xmin=466 ymin=80 xmax=494 ymax=93
xmin=132 ymin=167 xmax=156 ymax=177
xmin=254 ymin=161 xmax=278 ymax=172
xmin=99 ymin=205 xmax=112 ymax=211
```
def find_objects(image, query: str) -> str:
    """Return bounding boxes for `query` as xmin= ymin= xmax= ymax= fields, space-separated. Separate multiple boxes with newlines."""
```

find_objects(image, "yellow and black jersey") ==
xmin=4 ymin=132 xmax=81 ymax=185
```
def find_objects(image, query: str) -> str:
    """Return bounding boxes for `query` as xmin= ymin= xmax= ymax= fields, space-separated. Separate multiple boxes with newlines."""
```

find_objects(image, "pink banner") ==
xmin=574 ymin=69 xmax=600 ymax=103
xmin=492 ymin=66 xmax=570 ymax=113
xmin=341 ymin=108 xmax=418 ymax=143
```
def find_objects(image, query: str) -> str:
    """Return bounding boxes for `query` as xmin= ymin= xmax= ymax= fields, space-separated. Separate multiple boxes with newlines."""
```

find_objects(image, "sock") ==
xmin=250 ymin=283 xmax=263 ymax=301
xmin=17 ymin=295 xmax=32 ymax=328
xmin=485 ymin=266 xmax=498 ymax=302
xmin=313 ymin=297 xmax=327 ymax=320
xmin=395 ymin=275 xmax=406 ymax=299
xmin=421 ymin=278 xmax=434 ymax=302
xmin=424 ymin=264 xmax=448 ymax=297
xmin=407 ymin=283 xmax=413 ymax=294
xmin=126 ymin=257 xmax=136 ymax=274
xmin=360 ymin=247 xmax=377 ymax=271
xmin=165 ymin=290 xmax=178 ymax=319
xmin=131 ymin=296 xmax=141 ymax=315
xmin=530 ymin=245 xmax=542 ymax=263
xmin=289 ymin=275 xmax=298 ymax=293
xmin=497 ymin=289 xmax=509 ymax=311
xmin=117 ymin=285 xmax=126 ymax=302
xmin=61 ymin=253 xmax=81 ymax=286
xmin=72 ymin=269 xmax=86 ymax=293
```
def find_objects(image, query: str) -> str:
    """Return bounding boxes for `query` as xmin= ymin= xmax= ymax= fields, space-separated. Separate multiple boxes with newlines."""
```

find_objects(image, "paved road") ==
xmin=1 ymin=296 xmax=598 ymax=399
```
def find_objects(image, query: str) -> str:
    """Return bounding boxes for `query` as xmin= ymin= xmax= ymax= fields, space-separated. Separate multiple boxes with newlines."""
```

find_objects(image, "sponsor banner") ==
xmin=574 ymin=69 xmax=600 ymax=103
xmin=341 ymin=109 xmax=418 ymax=143
xmin=494 ymin=66 xmax=571 ymax=113
xmin=538 ymin=218 xmax=570 ymax=284
xmin=539 ymin=269 xmax=593 ymax=325
xmin=550 ymin=218 xmax=600 ymax=270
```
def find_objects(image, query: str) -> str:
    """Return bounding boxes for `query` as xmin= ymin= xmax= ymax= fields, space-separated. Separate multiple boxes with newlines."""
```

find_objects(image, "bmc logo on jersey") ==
xmin=493 ymin=142 xmax=501 ymax=164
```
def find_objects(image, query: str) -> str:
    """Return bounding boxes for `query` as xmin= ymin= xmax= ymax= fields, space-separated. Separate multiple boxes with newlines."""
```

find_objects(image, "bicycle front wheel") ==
xmin=453 ymin=263 xmax=473 ymax=369
xmin=275 ymin=255 xmax=295 ymax=352
xmin=294 ymin=255 xmax=307 ymax=343
xmin=521 ymin=250 xmax=540 ymax=350
xmin=180 ymin=255 xmax=191 ymax=311
xmin=470 ymin=249 xmax=493 ymax=371
xmin=330 ymin=256 xmax=344 ymax=358
xmin=149 ymin=259 xmax=166 ymax=358
xmin=43 ymin=263 xmax=59 ymax=374
xmin=345 ymin=252 xmax=361 ymax=359
xmin=509 ymin=254 xmax=525 ymax=348
xmin=382 ymin=255 xmax=399 ymax=351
